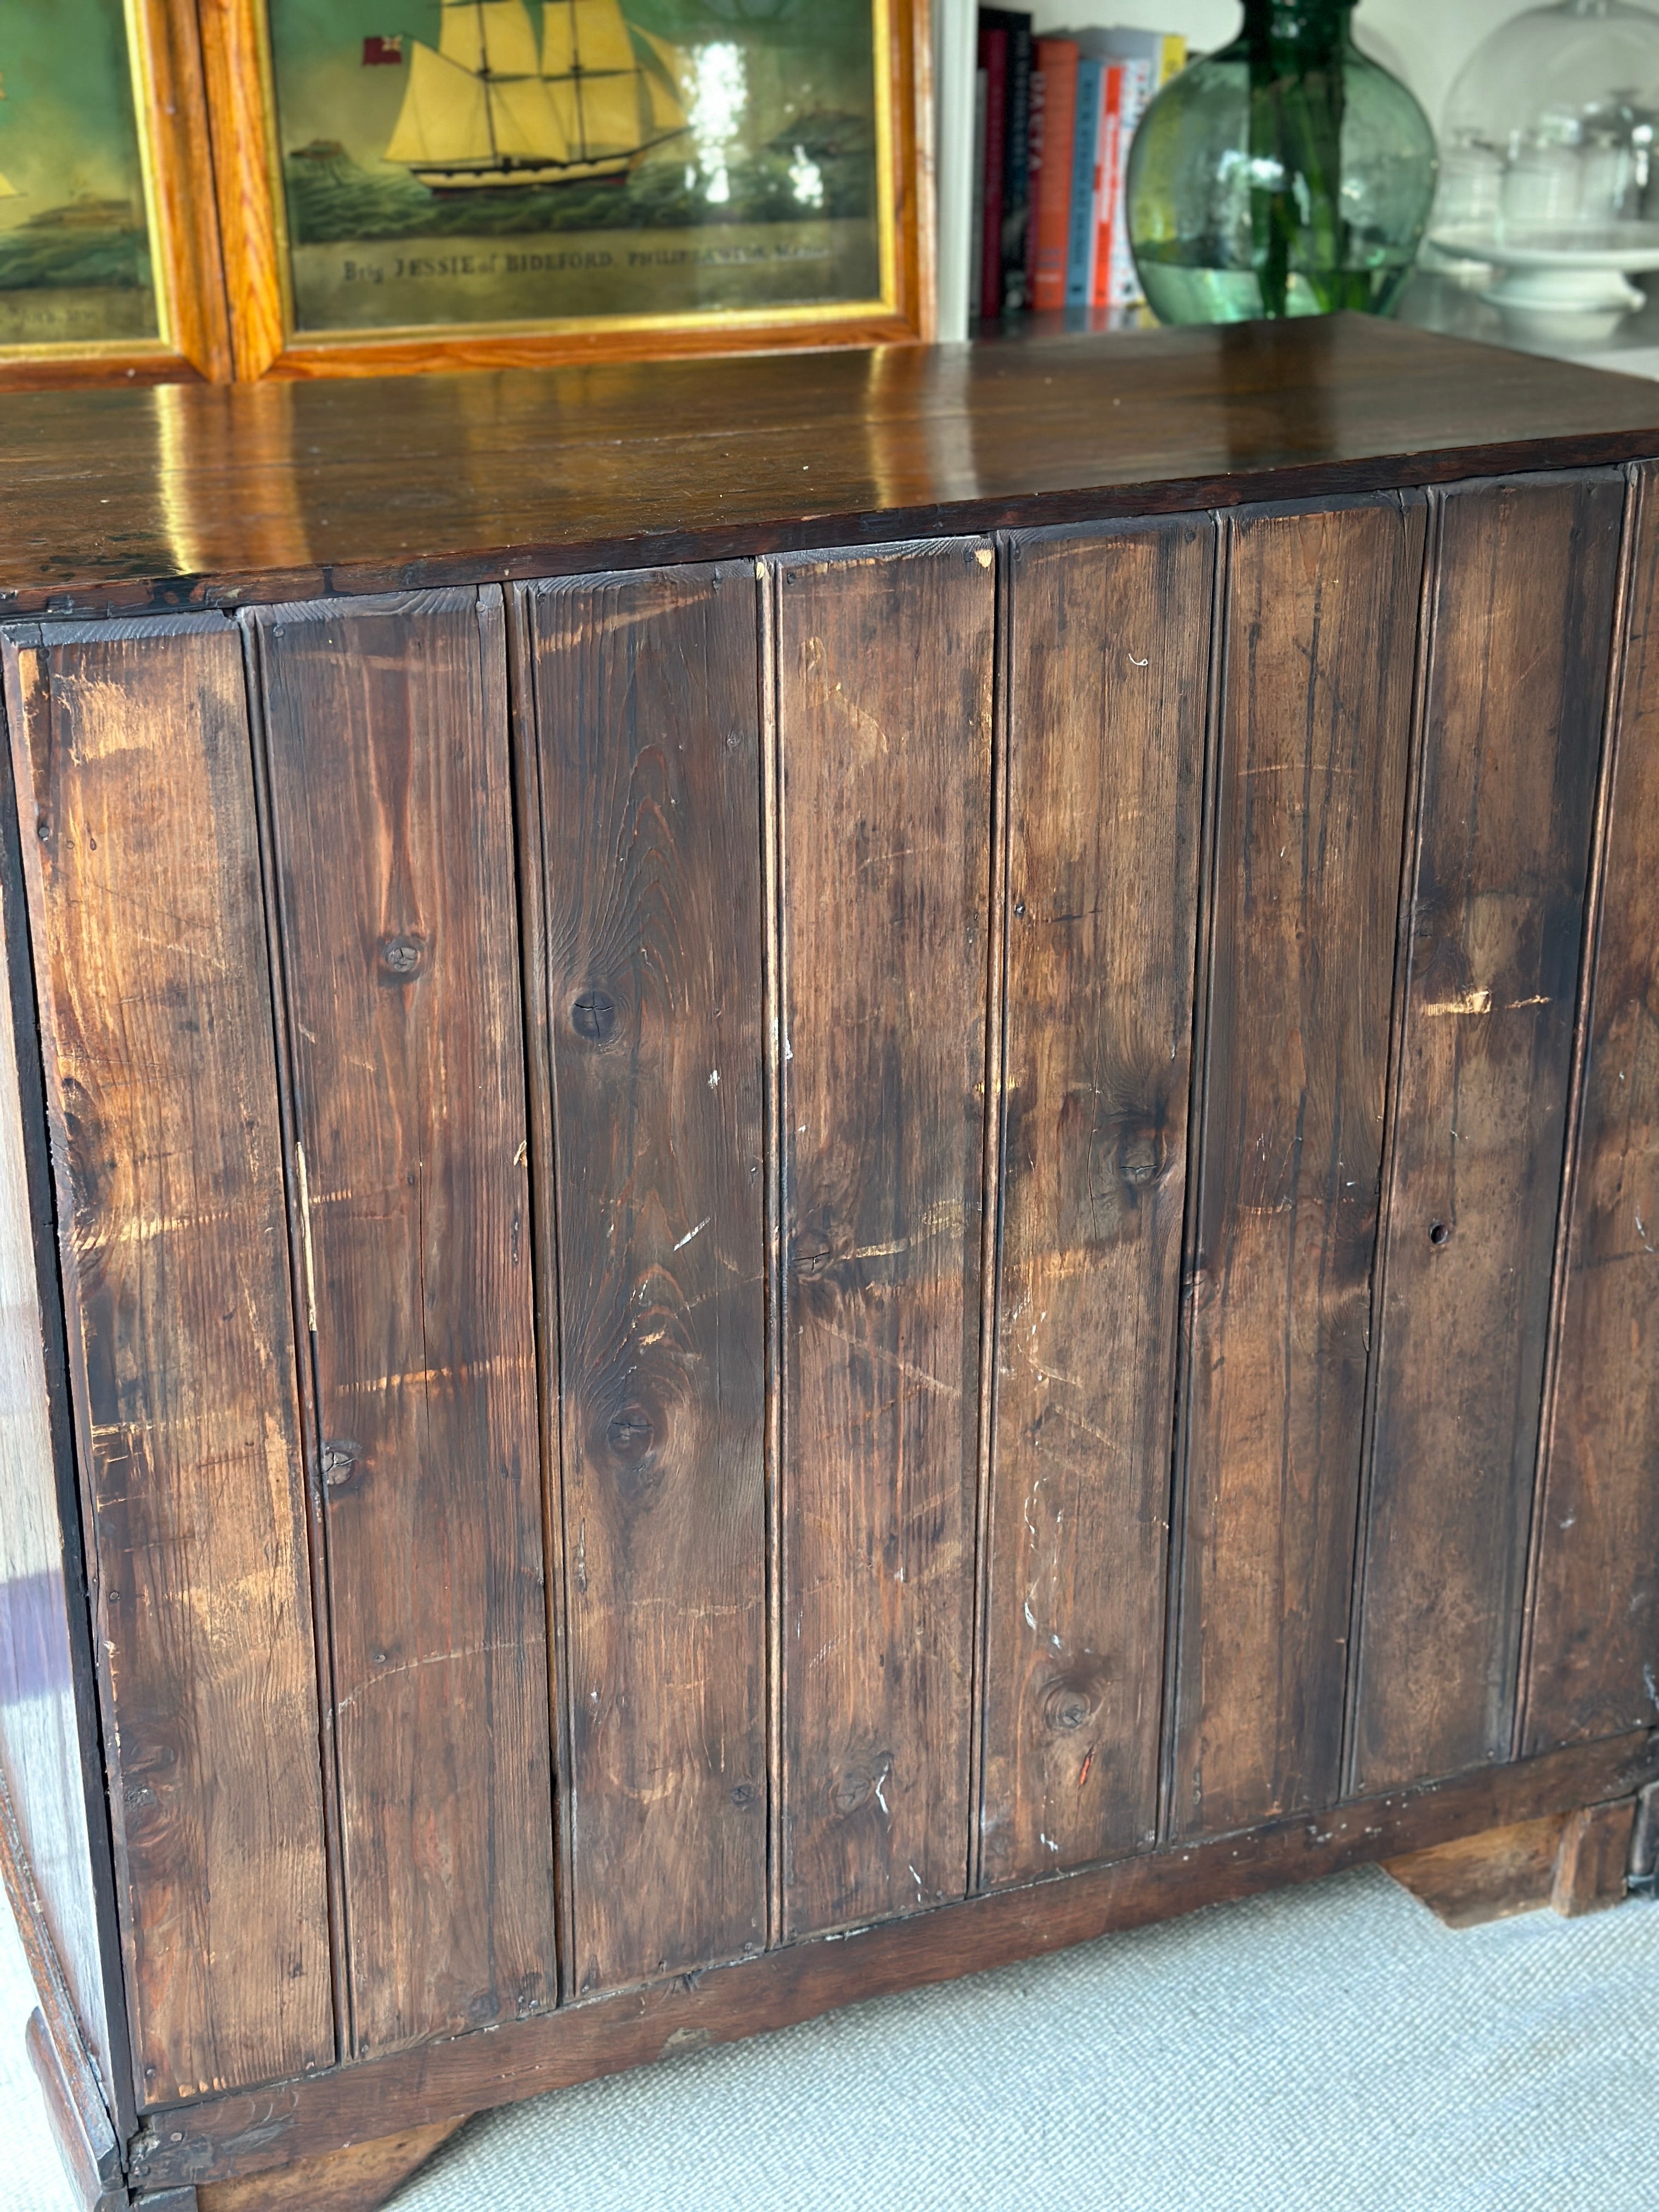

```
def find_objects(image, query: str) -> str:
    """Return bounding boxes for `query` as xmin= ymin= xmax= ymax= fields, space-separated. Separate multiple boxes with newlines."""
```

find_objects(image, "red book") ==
xmin=1025 ymin=60 xmax=1046 ymax=303
xmin=978 ymin=24 xmax=1009 ymax=320
xmin=1030 ymin=38 xmax=1079 ymax=313
xmin=362 ymin=34 xmax=403 ymax=64
xmin=1091 ymin=62 xmax=1127 ymax=312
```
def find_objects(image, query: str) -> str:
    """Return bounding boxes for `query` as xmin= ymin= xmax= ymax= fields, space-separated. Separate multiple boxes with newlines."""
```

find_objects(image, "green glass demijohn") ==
xmin=1126 ymin=0 xmax=1438 ymax=321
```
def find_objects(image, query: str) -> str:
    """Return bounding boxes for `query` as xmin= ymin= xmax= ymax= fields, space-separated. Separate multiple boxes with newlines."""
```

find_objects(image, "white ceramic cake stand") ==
xmin=1429 ymin=222 xmax=1659 ymax=345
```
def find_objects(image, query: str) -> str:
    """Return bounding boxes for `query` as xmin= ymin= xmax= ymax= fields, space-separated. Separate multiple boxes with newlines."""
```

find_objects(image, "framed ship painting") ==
xmin=199 ymin=0 xmax=930 ymax=377
xmin=0 ymin=1 xmax=229 ymax=386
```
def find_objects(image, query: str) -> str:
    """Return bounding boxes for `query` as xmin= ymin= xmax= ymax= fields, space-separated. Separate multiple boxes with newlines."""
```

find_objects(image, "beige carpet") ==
xmin=5 ymin=1864 xmax=1658 ymax=2211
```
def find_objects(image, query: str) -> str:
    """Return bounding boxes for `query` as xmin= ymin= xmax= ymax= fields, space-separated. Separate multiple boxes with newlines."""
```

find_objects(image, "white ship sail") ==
xmin=543 ymin=0 xmax=635 ymax=77
xmin=384 ymin=44 xmax=501 ymax=166
xmin=443 ymin=0 xmax=541 ymax=74
xmin=385 ymin=0 xmax=686 ymax=189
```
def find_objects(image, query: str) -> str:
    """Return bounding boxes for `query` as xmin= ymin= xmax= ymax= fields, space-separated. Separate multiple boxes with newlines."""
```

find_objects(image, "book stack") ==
xmin=968 ymin=18 xmax=1187 ymax=323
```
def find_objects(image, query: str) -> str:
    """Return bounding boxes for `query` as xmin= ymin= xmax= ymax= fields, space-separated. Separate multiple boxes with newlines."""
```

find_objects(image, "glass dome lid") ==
xmin=1440 ymin=0 xmax=1659 ymax=241
xmin=1432 ymin=0 xmax=1659 ymax=343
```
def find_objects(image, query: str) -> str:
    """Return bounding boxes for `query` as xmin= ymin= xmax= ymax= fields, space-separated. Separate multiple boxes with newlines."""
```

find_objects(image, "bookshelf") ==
xmin=933 ymin=0 xmax=1658 ymax=374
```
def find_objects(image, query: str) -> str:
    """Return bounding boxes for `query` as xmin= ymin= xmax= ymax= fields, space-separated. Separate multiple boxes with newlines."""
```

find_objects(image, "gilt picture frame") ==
xmin=200 ymin=0 xmax=931 ymax=379
xmin=0 ymin=0 xmax=229 ymax=389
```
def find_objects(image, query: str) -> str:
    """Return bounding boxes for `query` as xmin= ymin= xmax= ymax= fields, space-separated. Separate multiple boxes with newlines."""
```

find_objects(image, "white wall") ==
xmin=935 ymin=0 xmax=980 ymax=341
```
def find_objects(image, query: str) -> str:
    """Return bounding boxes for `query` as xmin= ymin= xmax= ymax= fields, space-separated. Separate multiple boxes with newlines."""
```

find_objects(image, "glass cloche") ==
xmin=1432 ymin=0 xmax=1659 ymax=342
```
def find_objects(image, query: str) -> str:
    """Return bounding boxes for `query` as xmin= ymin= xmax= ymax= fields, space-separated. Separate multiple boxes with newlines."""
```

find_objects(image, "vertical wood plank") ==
xmin=251 ymin=591 xmax=558 ymax=2054
xmin=760 ymin=564 xmax=785 ymax=1954
xmin=1350 ymin=473 xmax=1622 ymax=1793
xmin=523 ymin=565 xmax=768 ymax=1995
xmin=504 ymin=591 xmax=578 ymax=2000
xmin=1171 ymin=496 xmax=1425 ymax=1841
xmin=1525 ymin=465 xmax=1659 ymax=1754
xmin=777 ymin=540 xmax=994 ymax=1939
xmin=979 ymin=517 xmax=1213 ymax=1888
xmin=1 ymin=617 xmax=332 ymax=2104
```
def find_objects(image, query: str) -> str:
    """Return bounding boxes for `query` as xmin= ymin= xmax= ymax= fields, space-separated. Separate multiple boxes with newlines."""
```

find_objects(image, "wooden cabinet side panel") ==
xmin=980 ymin=517 xmax=1213 ymax=1887
xmin=524 ymin=566 xmax=769 ymax=1995
xmin=1171 ymin=496 xmax=1425 ymax=1841
xmin=777 ymin=541 xmax=994 ymax=1938
xmin=0 ymin=736 xmax=118 ymax=2106
xmin=1351 ymin=473 xmax=1623 ymax=1793
xmin=0 ymin=618 xmax=333 ymax=2104
xmin=1525 ymin=462 xmax=1659 ymax=1752
xmin=252 ymin=592 xmax=558 ymax=2054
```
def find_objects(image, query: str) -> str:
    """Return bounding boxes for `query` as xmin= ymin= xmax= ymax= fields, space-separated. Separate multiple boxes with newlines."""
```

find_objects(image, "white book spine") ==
xmin=1109 ymin=58 xmax=1154 ymax=307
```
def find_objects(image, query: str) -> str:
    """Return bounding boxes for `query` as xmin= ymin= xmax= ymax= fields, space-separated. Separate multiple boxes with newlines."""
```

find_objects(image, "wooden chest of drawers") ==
xmin=2 ymin=319 xmax=1657 ymax=2210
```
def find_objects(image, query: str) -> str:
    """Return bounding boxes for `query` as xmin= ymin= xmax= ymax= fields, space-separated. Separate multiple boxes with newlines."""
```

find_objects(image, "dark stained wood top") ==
xmin=5 ymin=314 xmax=1659 ymax=613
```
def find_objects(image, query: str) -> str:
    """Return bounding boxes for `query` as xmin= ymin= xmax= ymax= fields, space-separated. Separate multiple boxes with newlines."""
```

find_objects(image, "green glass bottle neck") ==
xmin=1239 ymin=0 xmax=1356 ymax=56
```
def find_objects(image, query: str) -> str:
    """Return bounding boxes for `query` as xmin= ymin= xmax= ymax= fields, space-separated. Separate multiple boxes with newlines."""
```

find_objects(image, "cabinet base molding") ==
xmin=1630 ymin=1784 xmax=1659 ymax=1897
xmin=0 ymin=1769 xmax=124 ymax=2210
xmin=1551 ymin=1799 xmax=1640 ymax=1918
xmin=27 ymin=2010 xmax=126 ymax=2212
xmin=115 ymin=1728 xmax=1657 ymax=2198
xmin=13 ymin=1725 xmax=1658 ymax=2203
xmin=191 ymin=2119 xmax=470 ymax=2212
xmin=1384 ymin=1791 xmax=1640 ymax=1928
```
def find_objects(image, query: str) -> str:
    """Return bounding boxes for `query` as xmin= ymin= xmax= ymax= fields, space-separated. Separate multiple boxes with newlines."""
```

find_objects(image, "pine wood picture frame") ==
xmin=198 ymin=0 xmax=933 ymax=381
xmin=0 ymin=0 xmax=231 ymax=392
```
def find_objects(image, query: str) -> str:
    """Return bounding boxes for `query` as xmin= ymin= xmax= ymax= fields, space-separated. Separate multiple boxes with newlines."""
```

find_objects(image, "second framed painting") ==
xmin=0 ymin=0 xmax=230 ymax=387
xmin=203 ymin=0 xmax=931 ymax=377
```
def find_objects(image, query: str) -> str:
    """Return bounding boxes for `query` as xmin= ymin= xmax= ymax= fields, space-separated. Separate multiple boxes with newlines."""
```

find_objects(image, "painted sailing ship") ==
xmin=385 ymin=0 xmax=687 ymax=189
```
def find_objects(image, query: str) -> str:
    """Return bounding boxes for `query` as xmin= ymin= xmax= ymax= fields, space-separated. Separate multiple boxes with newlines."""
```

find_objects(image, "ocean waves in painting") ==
xmin=285 ymin=133 xmax=872 ymax=247
xmin=0 ymin=210 xmax=149 ymax=293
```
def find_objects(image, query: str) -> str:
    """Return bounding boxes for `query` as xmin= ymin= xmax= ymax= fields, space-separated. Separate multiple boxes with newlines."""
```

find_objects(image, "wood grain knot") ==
xmin=605 ymin=1406 xmax=654 ymax=1464
xmin=1040 ymin=1680 xmax=1097 ymax=1734
xmin=378 ymin=932 xmax=426 ymax=980
xmin=792 ymin=1234 xmax=835 ymax=1283
xmin=830 ymin=1753 xmax=894 ymax=1817
xmin=1116 ymin=1132 xmax=1166 ymax=1188
xmin=59 ymin=1076 xmax=111 ymax=1249
xmin=572 ymin=987 xmax=618 ymax=1043
xmin=1098 ymin=1104 xmax=1170 ymax=1193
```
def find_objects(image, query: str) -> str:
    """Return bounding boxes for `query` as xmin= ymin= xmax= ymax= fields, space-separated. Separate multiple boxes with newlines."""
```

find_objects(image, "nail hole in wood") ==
xmin=321 ymin=1438 xmax=363 ymax=1485
xmin=378 ymin=932 xmax=424 ymax=979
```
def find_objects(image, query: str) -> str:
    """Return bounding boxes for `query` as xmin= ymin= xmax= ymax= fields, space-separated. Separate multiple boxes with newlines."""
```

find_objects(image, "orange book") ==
xmin=1030 ymin=38 xmax=1079 ymax=313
